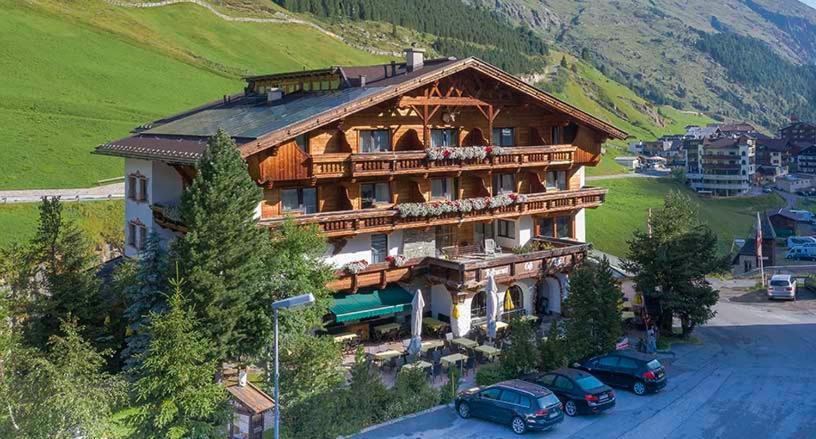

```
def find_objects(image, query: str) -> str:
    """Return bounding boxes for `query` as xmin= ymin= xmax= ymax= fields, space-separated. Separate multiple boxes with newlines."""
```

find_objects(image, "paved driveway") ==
xmin=353 ymin=296 xmax=816 ymax=439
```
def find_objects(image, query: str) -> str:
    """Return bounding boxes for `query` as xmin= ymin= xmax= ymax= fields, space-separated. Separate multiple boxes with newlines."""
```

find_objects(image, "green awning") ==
xmin=331 ymin=285 xmax=413 ymax=323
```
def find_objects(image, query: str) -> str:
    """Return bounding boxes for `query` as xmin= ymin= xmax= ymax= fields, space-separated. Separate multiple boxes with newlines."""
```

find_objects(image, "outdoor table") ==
xmin=373 ymin=322 xmax=401 ymax=337
xmin=519 ymin=315 xmax=539 ymax=323
xmin=451 ymin=337 xmax=479 ymax=350
xmin=478 ymin=321 xmax=509 ymax=333
xmin=420 ymin=339 xmax=445 ymax=352
xmin=441 ymin=353 xmax=468 ymax=375
xmin=422 ymin=317 xmax=448 ymax=333
xmin=332 ymin=332 xmax=358 ymax=343
xmin=475 ymin=345 xmax=501 ymax=361
xmin=372 ymin=349 xmax=403 ymax=363
xmin=402 ymin=360 xmax=432 ymax=371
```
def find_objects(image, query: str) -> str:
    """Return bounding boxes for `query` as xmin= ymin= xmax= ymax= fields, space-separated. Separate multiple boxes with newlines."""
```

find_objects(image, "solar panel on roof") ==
xmin=144 ymin=87 xmax=387 ymax=139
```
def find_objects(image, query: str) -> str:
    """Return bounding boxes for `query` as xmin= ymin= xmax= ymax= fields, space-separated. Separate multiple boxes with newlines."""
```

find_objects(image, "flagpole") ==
xmin=757 ymin=212 xmax=765 ymax=287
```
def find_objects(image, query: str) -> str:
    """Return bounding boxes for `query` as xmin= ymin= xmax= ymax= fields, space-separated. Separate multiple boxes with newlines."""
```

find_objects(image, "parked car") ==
xmin=785 ymin=246 xmax=816 ymax=261
xmin=768 ymin=274 xmax=797 ymax=300
xmin=786 ymin=236 xmax=816 ymax=249
xmin=762 ymin=187 xmax=774 ymax=193
xmin=575 ymin=351 xmax=667 ymax=396
xmin=523 ymin=368 xmax=615 ymax=416
xmin=455 ymin=379 xmax=564 ymax=434
xmin=789 ymin=209 xmax=815 ymax=222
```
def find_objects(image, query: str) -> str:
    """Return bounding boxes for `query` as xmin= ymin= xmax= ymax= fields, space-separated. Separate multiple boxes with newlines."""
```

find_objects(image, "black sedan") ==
xmin=576 ymin=350 xmax=667 ymax=396
xmin=524 ymin=368 xmax=615 ymax=416
xmin=455 ymin=379 xmax=564 ymax=434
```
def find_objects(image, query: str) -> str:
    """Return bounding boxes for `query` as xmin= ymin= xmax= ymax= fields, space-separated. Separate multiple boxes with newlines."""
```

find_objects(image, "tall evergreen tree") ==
xmin=122 ymin=232 xmax=170 ymax=373
xmin=624 ymin=191 xmax=727 ymax=336
xmin=563 ymin=258 xmax=624 ymax=360
xmin=131 ymin=275 xmax=228 ymax=439
xmin=26 ymin=197 xmax=102 ymax=349
xmin=173 ymin=129 xmax=268 ymax=360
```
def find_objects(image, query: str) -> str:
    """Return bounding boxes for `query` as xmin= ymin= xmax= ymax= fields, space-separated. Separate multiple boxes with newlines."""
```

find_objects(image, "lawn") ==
xmin=0 ymin=200 xmax=124 ymax=248
xmin=0 ymin=1 xmax=386 ymax=190
xmin=586 ymin=178 xmax=785 ymax=257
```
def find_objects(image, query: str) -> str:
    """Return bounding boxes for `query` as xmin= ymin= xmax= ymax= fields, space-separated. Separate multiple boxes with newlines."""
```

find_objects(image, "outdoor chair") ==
xmin=432 ymin=361 xmax=443 ymax=383
xmin=431 ymin=350 xmax=442 ymax=364
xmin=464 ymin=356 xmax=476 ymax=376
xmin=441 ymin=346 xmax=452 ymax=357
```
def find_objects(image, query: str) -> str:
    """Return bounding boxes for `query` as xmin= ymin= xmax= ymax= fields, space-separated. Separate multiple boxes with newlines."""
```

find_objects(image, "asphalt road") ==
xmin=353 ymin=288 xmax=816 ymax=439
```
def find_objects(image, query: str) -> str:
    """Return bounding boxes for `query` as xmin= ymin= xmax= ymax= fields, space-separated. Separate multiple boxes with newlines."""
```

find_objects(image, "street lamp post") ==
xmin=271 ymin=293 xmax=315 ymax=439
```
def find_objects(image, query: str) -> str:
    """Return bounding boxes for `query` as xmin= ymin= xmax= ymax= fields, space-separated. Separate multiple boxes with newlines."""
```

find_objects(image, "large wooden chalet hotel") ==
xmin=96 ymin=49 xmax=626 ymax=339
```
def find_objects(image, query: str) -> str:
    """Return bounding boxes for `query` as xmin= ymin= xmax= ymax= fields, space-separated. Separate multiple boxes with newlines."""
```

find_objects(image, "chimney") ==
xmin=404 ymin=47 xmax=425 ymax=72
xmin=359 ymin=75 xmax=366 ymax=88
xmin=266 ymin=87 xmax=283 ymax=104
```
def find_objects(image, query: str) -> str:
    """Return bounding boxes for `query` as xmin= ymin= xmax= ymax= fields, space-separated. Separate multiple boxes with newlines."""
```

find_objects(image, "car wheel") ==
xmin=457 ymin=402 xmax=471 ymax=419
xmin=633 ymin=380 xmax=647 ymax=396
xmin=564 ymin=400 xmax=578 ymax=417
xmin=511 ymin=416 xmax=527 ymax=435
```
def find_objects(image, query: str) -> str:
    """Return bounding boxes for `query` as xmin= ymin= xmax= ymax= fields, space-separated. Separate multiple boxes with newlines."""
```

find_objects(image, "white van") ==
xmin=786 ymin=236 xmax=816 ymax=249
xmin=789 ymin=210 xmax=815 ymax=223
xmin=768 ymin=274 xmax=796 ymax=300
xmin=785 ymin=246 xmax=816 ymax=261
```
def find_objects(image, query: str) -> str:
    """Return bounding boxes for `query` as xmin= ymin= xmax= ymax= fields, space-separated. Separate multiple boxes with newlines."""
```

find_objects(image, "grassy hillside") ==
xmin=586 ymin=178 xmax=785 ymax=257
xmin=0 ymin=0 xmax=386 ymax=190
xmin=0 ymin=200 xmax=124 ymax=248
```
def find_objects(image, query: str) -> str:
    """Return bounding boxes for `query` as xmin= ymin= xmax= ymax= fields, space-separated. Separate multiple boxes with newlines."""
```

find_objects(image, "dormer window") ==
xmin=127 ymin=173 xmax=148 ymax=203
xmin=359 ymin=129 xmax=391 ymax=153
xmin=295 ymin=134 xmax=308 ymax=152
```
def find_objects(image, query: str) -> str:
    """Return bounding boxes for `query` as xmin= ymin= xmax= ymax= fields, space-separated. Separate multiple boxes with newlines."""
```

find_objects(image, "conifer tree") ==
xmin=26 ymin=197 xmax=102 ymax=349
xmin=122 ymin=232 xmax=169 ymax=373
xmin=173 ymin=129 xmax=268 ymax=360
xmin=131 ymin=274 xmax=228 ymax=439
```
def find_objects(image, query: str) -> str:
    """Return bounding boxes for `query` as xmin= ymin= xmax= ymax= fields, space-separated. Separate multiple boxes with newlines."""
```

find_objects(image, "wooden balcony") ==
xmin=310 ymin=145 xmax=576 ymax=179
xmin=327 ymin=259 xmax=425 ymax=292
xmin=426 ymin=237 xmax=590 ymax=290
xmin=151 ymin=203 xmax=187 ymax=233
xmin=259 ymin=187 xmax=606 ymax=237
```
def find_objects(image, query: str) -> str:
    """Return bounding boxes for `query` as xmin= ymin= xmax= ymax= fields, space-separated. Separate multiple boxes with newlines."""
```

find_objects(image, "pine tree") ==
xmin=26 ymin=197 xmax=102 ymax=349
xmin=560 ymin=56 xmax=568 ymax=68
xmin=122 ymin=232 xmax=170 ymax=374
xmin=173 ymin=129 xmax=268 ymax=360
xmin=538 ymin=320 xmax=566 ymax=371
xmin=131 ymin=274 xmax=228 ymax=439
xmin=500 ymin=318 xmax=538 ymax=377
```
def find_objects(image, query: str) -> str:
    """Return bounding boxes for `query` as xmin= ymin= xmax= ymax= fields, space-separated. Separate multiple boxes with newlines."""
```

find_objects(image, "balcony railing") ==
xmin=426 ymin=237 xmax=590 ymax=290
xmin=259 ymin=187 xmax=607 ymax=237
xmin=309 ymin=145 xmax=576 ymax=179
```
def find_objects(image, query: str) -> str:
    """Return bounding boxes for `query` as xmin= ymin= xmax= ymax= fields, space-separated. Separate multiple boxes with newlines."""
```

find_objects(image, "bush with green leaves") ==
xmin=500 ymin=318 xmax=539 ymax=377
xmin=385 ymin=368 xmax=440 ymax=419
xmin=475 ymin=362 xmax=512 ymax=386
xmin=538 ymin=320 xmax=568 ymax=371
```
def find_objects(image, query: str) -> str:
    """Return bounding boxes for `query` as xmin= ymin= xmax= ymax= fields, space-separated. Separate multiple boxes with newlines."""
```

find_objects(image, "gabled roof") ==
xmin=96 ymin=57 xmax=627 ymax=162
xmin=756 ymin=138 xmax=790 ymax=152
xmin=227 ymin=382 xmax=275 ymax=414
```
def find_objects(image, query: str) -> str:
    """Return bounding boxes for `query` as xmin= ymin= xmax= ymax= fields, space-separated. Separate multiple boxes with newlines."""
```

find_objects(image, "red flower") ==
xmin=485 ymin=146 xmax=493 ymax=154
xmin=442 ymin=149 xmax=451 ymax=158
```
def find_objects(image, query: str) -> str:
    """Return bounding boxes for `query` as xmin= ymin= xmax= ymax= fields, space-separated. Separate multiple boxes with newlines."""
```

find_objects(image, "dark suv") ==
xmin=576 ymin=350 xmax=667 ymax=395
xmin=523 ymin=368 xmax=615 ymax=416
xmin=455 ymin=379 xmax=564 ymax=434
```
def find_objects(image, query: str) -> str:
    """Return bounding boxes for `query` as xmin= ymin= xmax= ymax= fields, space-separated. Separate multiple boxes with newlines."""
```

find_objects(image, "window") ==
xmin=507 ymin=286 xmax=523 ymax=311
xmin=618 ymin=358 xmax=638 ymax=369
xmin=127 ymin=174 xmax=148 ymax=202
xmin=598 ymin=356 xmax=619 ymax=367
xmin=359 ymin=129 xmax=391 ymax=153
xmin=537 ymin=374 xmax=556 ymax=387
xmin=499 ymin=390 xmax=521 ymax=405
xmin=546 ymin=170 xmax=567 ymax=190
xmin=492 ymin=128 xmax=515 ymax=146
xmin=480 ymin=388 xmax=502 ymax=400
xmin=127 ymin=221 xmax=147 ymax=251
xmin=556 ymin=216 xmax=571 ymax=239
xmin=430 ymin=128 xmax=458 ymax=147
xmin=554 ymin=376 xmax=574 ymax=390
xmin=492 ymin=173 xmax=515 ymax=195
xmin=281 ymin=188 xmax=317 ymax=214
xmin=431 ymin=178 xmax=454 ymax=200
xmin=576 ymin=375 xmax=604 ymax=391
xmin=497 ymin=220 xmax=515 ymax=238
xmin=361 ymin=182 xmax=390 ymax=208
xmin=538 ymin=217 xmax=554 ymax=238
xmin=471 ymin=291 xmax=487 ymax=318
xmin=551 ymin=126 xmax=562 ymax=144
xmin=295 ymin=134 xmax=308 ymax=152
xmin=371 ymin=233 xmax=388 ymax=263
xmin=537 ymin=394 xmax=560 ymax=409
xmin=435 ymin=225 xmax=455 ymax=254
xmin=519 ymin=396 xmax=532 ymax=408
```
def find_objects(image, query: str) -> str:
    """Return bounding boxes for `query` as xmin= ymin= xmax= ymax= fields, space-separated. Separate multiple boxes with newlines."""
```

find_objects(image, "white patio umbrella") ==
xmin=486 ymin=269 xmax=499 ymax=340
xmin=407 ymin=289 xmax=425 ymax=357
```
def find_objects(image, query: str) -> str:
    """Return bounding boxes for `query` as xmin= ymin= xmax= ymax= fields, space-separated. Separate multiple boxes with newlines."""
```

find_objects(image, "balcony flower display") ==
xmin=343 ymin=260 xmax=369 ymax=274
xmin=396 ymin=193 xmax=528 ymax=218
xmin=425 ymin=145 xmax=506 ymax=161
xmin=385 ymin=254 xmax=407 ymax=267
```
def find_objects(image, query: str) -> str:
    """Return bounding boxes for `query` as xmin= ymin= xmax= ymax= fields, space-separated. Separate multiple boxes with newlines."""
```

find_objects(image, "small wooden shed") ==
xmin=227 ymin=379 xmax=276 ymax=439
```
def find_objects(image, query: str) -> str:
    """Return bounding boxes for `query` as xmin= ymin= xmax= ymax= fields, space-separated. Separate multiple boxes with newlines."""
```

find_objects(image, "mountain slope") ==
xmin=481 ymin=0 xmax=816 ymax=130
xmin=0 ymin=0 xmax=385 ymax=190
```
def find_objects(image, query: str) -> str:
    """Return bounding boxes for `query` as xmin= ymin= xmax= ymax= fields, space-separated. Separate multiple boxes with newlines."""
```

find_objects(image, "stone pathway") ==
xmin=0 ymin=182 xmax=124 ymax=203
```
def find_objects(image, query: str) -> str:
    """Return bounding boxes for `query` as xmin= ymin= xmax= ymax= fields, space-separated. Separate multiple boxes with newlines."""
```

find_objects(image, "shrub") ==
xmin=538 ymin=320 xmax=568 ymax=371
xmin=475 ymin=362 xmax=512 ymax=386
xmin=385 ymin=368 xmax=440 ymax=418
xmin=439 ymin=366 xmax=461 ymax=404
xmin=500 ymin=318 xmax=539 ymax=377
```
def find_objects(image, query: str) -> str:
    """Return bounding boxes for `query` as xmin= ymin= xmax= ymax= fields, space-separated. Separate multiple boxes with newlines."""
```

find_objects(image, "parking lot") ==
xmin=353 ymin=283 xmax=816 ymax=439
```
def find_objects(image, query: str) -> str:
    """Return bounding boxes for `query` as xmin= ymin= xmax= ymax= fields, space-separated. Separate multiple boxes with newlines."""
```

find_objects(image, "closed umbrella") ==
xmin=504 ymin=289 xmax=515 ymax=312
xmin=407 ymin=289 xmax=425 ymax=357
xmin=486 ymin=270 xmax=498 ymax=340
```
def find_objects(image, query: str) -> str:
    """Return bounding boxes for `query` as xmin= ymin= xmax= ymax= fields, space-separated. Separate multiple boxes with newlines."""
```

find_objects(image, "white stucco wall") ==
xmin=124 ymin=158 xmax=154 ymax=258
xmin=574 ymin=209 xmax=586 ymax=242
xmin=323 ymin=231 xmax=405 ymax=268
xmin=517 ymin=215 xmax=534 ymax=246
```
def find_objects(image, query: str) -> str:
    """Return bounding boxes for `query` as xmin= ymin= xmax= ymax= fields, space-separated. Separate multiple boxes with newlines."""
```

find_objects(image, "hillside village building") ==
xmin=95 ymin=50 xmax=625 ymax=339
xmin=685 ymin=136 xmax=756 ymax=196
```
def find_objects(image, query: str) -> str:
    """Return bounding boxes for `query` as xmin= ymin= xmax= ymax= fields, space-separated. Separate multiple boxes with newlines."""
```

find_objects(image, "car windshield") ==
xmin=575 ymin=375 xmax=604 ymax=390
xmin=647 ymin=359 xmax=662 ymax=370
xmin=770 ymin=280 xmax=789 ymax=286
xmin=537 ymin=393 xmax=560 ymax=408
